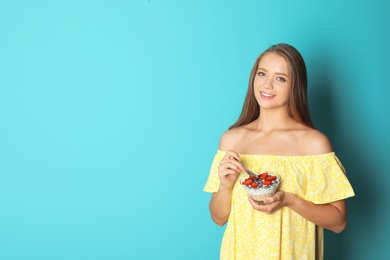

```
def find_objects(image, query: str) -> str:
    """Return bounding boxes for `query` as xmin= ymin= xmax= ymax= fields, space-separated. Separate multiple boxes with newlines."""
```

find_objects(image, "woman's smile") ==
xmin=260 ymin=91 xmax=275 ymax=99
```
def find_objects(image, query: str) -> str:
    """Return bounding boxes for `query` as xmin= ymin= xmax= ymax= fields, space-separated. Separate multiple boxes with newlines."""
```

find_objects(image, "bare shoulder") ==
xmin=300 ymin=128 xmax=333 ymax=154
xmin=218 ymin=126 xmax=247 ymax=151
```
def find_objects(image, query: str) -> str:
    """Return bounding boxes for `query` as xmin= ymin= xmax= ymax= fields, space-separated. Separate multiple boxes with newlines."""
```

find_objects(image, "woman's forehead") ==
xmin=257 ymin=53 xmax=290 ymax=74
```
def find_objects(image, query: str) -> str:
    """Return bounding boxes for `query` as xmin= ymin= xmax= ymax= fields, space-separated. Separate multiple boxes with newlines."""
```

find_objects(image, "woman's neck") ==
xmin=253 ymin=108 xmax=298 ymax=132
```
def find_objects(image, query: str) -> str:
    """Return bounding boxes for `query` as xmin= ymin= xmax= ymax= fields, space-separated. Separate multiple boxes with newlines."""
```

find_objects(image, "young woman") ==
xmin=204 ymin=43 xmax=354 ymax=260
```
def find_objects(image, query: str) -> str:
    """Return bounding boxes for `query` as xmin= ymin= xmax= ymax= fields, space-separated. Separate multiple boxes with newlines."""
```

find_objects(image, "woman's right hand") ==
xmin=218 ymin=150 xmax=246 ymax=189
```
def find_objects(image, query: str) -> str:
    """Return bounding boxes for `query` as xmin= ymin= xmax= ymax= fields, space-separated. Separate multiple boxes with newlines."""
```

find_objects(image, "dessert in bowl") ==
xmin=240 ymin=171 xmax=281 ymax=202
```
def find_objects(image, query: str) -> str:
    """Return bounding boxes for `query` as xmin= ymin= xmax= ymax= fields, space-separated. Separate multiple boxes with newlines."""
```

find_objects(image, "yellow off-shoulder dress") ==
xmin=204 ymin=150 xmax=355 ymax=260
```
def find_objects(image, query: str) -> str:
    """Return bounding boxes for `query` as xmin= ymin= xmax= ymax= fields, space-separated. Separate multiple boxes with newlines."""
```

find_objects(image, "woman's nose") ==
xmin=263 ymin=78 xmax=273 ymax=89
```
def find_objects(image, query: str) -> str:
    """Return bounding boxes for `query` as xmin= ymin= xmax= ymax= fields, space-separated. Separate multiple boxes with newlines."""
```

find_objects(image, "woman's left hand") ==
xmin=248 ymin=191 xmax=290 ymax=214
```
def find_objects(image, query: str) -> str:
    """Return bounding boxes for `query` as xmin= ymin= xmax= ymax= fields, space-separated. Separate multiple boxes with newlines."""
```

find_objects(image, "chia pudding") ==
xmin=240 ymin=172 xmax=281 ymax=202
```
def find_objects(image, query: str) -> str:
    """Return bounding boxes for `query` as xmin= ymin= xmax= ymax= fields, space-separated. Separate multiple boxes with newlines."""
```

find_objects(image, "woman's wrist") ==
xmin=284 ymin=192 xmax=296 ymax=207
xmin=218 ymin=183 xmax=233 ymax=192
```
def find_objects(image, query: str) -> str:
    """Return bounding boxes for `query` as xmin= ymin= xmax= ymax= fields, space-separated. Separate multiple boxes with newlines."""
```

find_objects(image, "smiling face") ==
xmin=253 ymin=52 xmax=292 ymax=110
xmin=229 ymin=43 xmax=314 ymax=130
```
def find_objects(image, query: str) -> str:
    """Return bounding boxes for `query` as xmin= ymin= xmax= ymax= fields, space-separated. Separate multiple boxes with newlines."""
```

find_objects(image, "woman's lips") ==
xmin=260 ymin=91 xmax=275 ymax=100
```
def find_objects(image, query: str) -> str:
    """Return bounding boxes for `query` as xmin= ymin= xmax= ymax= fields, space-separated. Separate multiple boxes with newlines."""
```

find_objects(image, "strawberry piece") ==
xmin=266 ymin=176 xmax=276 ymax=181
xmin=259 ymin=172 xmax=268 ymax=180
xmin=251 ymin=182 xmax=259 ymax=188
xmin=262 ymin=181 xmax=271 ymax=186
xmin=242 ymin=179 xmax=253 ymax=185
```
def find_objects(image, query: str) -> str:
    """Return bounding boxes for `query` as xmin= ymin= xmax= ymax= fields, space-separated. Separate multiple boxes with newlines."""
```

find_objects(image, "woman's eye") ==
xmin=276 ymin=77 xmax=286 ymax=82
xmin=257 ymin=72 xmax=266 ymax=76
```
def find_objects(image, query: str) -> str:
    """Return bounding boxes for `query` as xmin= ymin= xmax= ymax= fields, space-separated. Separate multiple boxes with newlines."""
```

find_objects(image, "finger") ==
xmin=223 ymin=154 xmax=245 ymax=172
xmin=263 ymin=195 xmax=280 ymax=205
xmin=227 ymin=161 xmax=245 ymax=173
xmin=248 ymin=196 xmax=264 ymax=209
xmin=264 ymin=191 xmax=282 ymax=205
xmin=232 ymin=160 xmax=246 ymax=172
xmin=219 ymin=159 xmax=245 ymax=173
xmin=247 ymin=196 xmax=257 ymax=207
xmin=222 ymin=169 xmax=240 ymax=176
xmin=249 ymin=200 xmax=268 ymax=213
xmin=263 ymin=198 xmax=273 ymax=205
xmin=248 ymin=197 xmax=272 ymax=211
xmin=226 ymin=151 xmax=246 ymax=172
xmin=224 ymin=150 xmax=241 ymax=161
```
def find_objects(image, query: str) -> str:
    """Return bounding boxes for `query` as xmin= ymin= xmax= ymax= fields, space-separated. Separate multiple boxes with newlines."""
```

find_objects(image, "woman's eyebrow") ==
xmin=257 ymin=67 xmax=289 ymax=77
xmin=275 ymin=72 xmax=289 ymax=77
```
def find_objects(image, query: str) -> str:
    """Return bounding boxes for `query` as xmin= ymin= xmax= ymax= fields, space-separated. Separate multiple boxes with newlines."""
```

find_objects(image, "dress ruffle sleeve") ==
xmin=203 ymin=150 xmax=226 ymax=193
xmin=304 ymin=153 xmax=355 ymax=204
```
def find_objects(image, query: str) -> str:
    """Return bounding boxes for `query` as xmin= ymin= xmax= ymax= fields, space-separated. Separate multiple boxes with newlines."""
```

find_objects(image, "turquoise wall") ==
xmin=1 ymin=0 xmax=389 ymax=259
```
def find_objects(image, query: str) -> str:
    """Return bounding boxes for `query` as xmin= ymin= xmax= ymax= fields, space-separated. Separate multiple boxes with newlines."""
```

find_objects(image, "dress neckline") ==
xmin=217 ymin=149 xmax=335 ymax=158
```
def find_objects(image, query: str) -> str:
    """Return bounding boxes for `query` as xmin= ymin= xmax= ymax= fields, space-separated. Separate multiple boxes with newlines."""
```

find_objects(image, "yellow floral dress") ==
xmin=204 ymin=150 xmax=355 ymax=260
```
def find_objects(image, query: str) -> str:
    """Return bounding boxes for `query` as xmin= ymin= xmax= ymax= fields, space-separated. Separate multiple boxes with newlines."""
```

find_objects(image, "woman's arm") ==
xmin=248 ymin=192 xmax=347 ymax=233
xmin=285 ymin=194 xmax=347 ymax=233
xmin=209 ymin=149 xmax=245 ymax=226
xmin=284 ymin=129 xmax=347 ymax=233
xmin=209 ymin=186 xmax=233 ymax=226
xmin=209 ymin=129 xmax=246 ymax=226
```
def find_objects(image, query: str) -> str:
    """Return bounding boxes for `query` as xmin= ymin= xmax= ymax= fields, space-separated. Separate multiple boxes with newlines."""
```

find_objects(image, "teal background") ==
xmin=1 ymin=0 xmax=389 ymax=259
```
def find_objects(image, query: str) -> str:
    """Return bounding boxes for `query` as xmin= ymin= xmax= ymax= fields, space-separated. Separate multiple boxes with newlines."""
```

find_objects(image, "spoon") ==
xmin=246 ymin=169 xmax=258 ymax=178
xmin=230 ymin=156 xmax=258 ymax=177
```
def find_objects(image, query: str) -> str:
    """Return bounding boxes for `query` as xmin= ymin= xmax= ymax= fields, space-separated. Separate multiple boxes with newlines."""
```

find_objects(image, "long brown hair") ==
xmin=229 ymin=43 xmax=315 ymax=129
